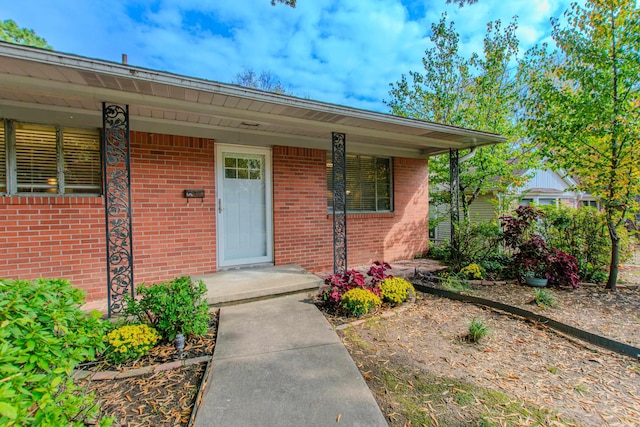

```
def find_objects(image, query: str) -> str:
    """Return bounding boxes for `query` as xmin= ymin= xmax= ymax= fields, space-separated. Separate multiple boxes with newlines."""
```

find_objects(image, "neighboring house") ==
xmin=430 ymin=168 xmax=598 ymax=242
xmin=0 ymin=42 xmax=503 ymax=307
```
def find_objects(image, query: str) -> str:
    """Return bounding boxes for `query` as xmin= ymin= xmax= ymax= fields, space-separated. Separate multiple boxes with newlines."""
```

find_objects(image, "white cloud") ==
xmin=0 ymin=0 xmax=573 ymax=112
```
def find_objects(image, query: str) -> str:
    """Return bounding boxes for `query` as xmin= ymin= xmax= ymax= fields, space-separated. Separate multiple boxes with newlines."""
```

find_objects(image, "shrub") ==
xmin=449 ymin=220 xmax=503 ymax=271
xmin=460 ymin=263 xmax=485 ymax=280
xmin=427 ymin=243 xmax=450 ymax=261
xmin=124 ymin=277 xmax=210 ymax=341
xmin=380 ymin=277 xmax=415 ymax=304
xmin=0 ymin=278 xmax=111 ymax=426
xmin=501 ymin=206 xmax=580 ymax=289
xmin=479 ymin=254 xmax=512 ymax=278
xmin=322 ymin=262 xmax=388 ymax=304
xmin=538 ymin=205 xmax=633 ymax=283
xmin=467 ymin=318 xmax=489 ymax=343
xmin=340 ymin=288 xmax=382 ymax=317
xmin=105 ymin=324 xmax=160 ymax=364
xmin=534 ymin=288 xmax=557 ymax=309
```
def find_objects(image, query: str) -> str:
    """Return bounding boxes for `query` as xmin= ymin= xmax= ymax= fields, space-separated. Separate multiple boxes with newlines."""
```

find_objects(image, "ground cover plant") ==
xmin=534 ymin=288 xmax=557 ymax=309
xmin=0 ymin=278 xmax=111 ymax=426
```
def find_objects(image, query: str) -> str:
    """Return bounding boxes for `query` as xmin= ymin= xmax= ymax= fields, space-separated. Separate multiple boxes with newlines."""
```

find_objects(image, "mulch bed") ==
xmin=79 ymin=310 xmax=218 ymax=426
xmin=315 ymin=266 xmax=640 ymax=426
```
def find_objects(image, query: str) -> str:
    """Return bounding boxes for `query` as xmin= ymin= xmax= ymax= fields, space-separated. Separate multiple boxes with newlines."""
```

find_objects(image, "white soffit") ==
xmin=0 ymin=42 xmax=505 ymax=158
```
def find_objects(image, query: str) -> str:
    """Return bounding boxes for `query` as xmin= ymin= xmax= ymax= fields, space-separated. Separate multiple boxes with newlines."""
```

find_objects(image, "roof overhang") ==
xmin=0 ymin=42 xmax=505 ymax=158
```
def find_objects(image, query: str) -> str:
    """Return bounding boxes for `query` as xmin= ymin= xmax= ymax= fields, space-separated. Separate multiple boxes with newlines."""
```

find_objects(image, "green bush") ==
xmin=0 ymin=278 xmax=111 ymax=426
xmin=449 ymin=220 xmax=503 ymax=271
xmin=478 ymin=254 xmax=512 ymax=277
xmin=340 ymin=288 xmax=382 ymax=317
xmin=428 ymin=243 xmax=450 ymax=261
xmin=105 ymin=323 xmax=160 ymax=364
xmin=124 ymin=277 xmax=210 ymax=341
xmin=538 ymin=205 xmax=633 ymax=283
xmin=380 ymin=277 xmax=415 ymax=304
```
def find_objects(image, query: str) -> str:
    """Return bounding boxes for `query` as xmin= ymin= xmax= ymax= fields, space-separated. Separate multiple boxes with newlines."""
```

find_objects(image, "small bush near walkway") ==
xmin=0 ymin=278 xmax=111 ymax=426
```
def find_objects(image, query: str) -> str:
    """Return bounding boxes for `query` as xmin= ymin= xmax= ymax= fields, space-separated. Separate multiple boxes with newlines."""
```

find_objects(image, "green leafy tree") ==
xmin=387 ymin=15 xmax=533 ymax=222
xmin=0 ymin=19 xmax=52 ymax=49
xmin=520 ymin=0 xmax=640 ymax=290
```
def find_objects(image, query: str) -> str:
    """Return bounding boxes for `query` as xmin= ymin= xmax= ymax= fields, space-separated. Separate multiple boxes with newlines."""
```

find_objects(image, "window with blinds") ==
xmin=63 ymin=128 xmax=102 ymax=193
xmin=1 ymin=120 xmax=101 ymax=195
xmin=326 ymin=152 xmax=392 ymax=212
xmin=15 ymin=123 xmax=58 ymax=193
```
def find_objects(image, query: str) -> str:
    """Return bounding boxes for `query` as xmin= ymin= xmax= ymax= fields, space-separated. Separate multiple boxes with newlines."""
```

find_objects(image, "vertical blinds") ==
xmin=327 ymin=153 xmax=392 ymax=212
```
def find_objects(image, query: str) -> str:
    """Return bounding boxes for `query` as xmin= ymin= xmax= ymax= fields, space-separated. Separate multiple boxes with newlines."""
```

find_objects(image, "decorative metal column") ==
xmin=332 ymin=132 xmax=347 ymax=274
xmin=449 ymin=149 xmax=460 ymax=255
xmin=103 ymin=103 xmax=134 ymax=317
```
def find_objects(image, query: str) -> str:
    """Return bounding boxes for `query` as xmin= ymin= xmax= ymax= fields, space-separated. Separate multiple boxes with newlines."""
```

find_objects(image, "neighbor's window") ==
xmin=326 ymin=152 xmax=392 ymax=212
xmin=1 ymin=120 xmax=101 ymax=195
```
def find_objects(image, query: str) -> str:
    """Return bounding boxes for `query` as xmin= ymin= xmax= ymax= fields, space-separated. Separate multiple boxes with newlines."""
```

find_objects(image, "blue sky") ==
xmin=1 ymin=0 xmax=572 ymax=112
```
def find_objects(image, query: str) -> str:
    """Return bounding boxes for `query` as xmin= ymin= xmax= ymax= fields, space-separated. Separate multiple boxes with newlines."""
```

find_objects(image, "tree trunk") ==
xmin=606 ymin=219 xmax=620 ymax=292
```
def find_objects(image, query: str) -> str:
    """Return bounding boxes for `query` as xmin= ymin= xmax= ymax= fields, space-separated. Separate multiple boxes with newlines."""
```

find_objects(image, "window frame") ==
xmin=326 ymin=152 xmax=393 ymax=214
xmin=1 ymin=119 xmax=102 ymax=196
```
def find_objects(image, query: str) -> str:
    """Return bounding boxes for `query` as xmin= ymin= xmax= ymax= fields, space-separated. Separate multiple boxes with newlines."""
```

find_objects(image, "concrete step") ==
xmin=193 ymin=264 xmax=323 ymax=306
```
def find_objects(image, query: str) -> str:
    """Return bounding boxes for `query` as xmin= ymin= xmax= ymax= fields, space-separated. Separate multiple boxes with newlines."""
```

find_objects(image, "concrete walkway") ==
xmin=193 ymin=293 xmax=388 ymax=427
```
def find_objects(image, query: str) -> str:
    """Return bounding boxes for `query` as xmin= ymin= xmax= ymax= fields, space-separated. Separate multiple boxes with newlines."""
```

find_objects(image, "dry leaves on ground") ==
xmin=337 ymin=293 xmax=640 ymax=426
xmin=80 ymin=311 xmax=218 ymax=426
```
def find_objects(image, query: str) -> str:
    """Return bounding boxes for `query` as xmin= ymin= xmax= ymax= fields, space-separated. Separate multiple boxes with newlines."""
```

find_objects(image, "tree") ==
xmin=387 ymin=15 xmax=532 ymax=222
xmin=520 ymin=0 xmax=640 ymax=291
xmin=271 ymin=0 xmax=296 ymax=6
xmin=0 ymin=19 xmax=52 ymax=49
xmin=232 ymin=68 xmax=293 ymax=95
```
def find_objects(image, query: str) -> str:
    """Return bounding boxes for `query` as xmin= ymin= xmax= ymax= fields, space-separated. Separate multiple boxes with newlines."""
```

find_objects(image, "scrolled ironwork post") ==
xmin=103 ymin=103 xmax=134 ymax=318
xmin=332 ymin=132 xmax=347 ymax=274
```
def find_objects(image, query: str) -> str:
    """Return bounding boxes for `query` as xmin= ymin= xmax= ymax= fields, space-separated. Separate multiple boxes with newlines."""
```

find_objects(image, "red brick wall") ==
xmin=2 ymin=137 xmax=429 ymax=301
xmin=0 ymin=196 xmax=107 ymax=301
xmin=129 ymin=132 xmax=216 ymax=286
xmin=0 ymin=131 xmax=216 ymax=302
xmin=273 ymin=146 xmax=429 ymax=272
xmin=273 ymin=146 xmax=333 ymax=271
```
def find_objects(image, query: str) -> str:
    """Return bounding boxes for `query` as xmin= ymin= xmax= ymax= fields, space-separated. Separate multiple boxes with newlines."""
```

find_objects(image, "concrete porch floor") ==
xmin=82 ymin=259 xmax=446 ymax=314
xmin=193 ymin=264 xmax=323 ymax=306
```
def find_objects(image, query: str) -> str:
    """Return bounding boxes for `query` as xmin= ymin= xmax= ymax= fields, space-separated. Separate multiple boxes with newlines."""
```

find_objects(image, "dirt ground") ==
xmin=334 ymin=286 xmax=640 ymax=426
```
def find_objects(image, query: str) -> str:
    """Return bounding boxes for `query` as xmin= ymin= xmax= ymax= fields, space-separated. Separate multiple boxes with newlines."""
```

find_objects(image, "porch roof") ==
xmin=0 ymin=42 xmax=504 ymax=158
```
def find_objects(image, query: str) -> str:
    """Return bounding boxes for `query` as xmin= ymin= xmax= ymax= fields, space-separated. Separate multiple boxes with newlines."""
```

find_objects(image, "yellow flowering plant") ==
xmin=340 ymin=288 xmax=382 ymax=317
xmin=460 ymin=263 xmax=485 ymax=280
xmin=379 ymin=277 xmax=415 ymax=304
xmin=105 ymin=323 xmax=160 ymax=364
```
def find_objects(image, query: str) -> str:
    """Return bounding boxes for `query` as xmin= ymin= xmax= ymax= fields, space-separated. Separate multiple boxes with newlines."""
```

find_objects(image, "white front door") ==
xmin=216 ymin=145 xmax=273 ymax=267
